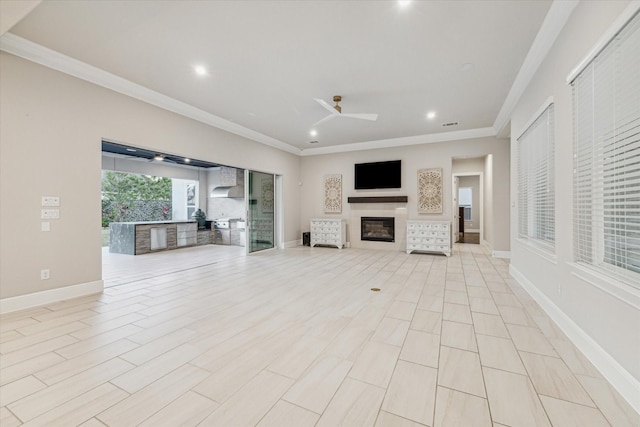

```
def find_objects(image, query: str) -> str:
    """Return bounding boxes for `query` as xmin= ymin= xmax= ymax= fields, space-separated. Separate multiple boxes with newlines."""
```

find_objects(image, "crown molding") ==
xmin=492 ymin=0 xmax=579 ymax=136
xmin=0 ymin=33 xmax=301 ymax=156
xmin=566 ymin=0 xmax=640 ymax=84
xmin=299 ymin=127 xmax=497 ymax=156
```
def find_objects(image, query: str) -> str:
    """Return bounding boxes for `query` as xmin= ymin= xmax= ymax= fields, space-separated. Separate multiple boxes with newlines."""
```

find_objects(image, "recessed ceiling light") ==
xmin=460 ymin=62 xmax=474 ymax=72
xmin=154 ymin=154 xmax=164 ymax=161
xmin=184 ymin=158 xmax=191 ymax=163
xmin=426 ymin=111 xmax=436 ymax=120
xmin=310 ymin=129 xmax=318 ymax=137
xmin=398 ymin=0 xmax=411 ymax=7
xmin=126 ymin=148 xmax=137 ymax=152
xmin=194 ymin=65 xmax=208 ymax=76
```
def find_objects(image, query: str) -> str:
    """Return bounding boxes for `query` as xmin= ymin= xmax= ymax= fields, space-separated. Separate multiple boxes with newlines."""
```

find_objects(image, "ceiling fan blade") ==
xmin=311 ymin=114 xmax=337 ymax=128
xmin=341 ymin=113 xmax=378 ymax=121
xmin=314 ymin=98 xmax=339 ymax=114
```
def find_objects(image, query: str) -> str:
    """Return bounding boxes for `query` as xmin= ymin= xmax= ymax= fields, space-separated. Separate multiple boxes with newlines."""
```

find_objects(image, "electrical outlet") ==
xmin=42 ymin=222 xmax=51 ymax=232
xmin=40 ymin=269 xmax=50 ymax=280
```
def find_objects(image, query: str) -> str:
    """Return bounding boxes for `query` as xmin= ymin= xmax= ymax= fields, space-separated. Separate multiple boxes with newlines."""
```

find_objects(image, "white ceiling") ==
xmin=4 ymin=0 xmax=556 ymax=154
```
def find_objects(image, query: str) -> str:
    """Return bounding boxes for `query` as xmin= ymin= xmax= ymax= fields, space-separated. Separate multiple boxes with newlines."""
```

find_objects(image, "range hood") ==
xmin=210 ymin=167 xmax=244 ymax=198
xmin=210 ymin=185 xmax=244 ymax=198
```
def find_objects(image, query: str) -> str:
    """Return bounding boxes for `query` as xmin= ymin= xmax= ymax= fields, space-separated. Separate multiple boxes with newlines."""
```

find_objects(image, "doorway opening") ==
xmin=452 ymin=158 xmax=484 ymax=245
xmin=101 ymin=140 xmax=281 ymax=286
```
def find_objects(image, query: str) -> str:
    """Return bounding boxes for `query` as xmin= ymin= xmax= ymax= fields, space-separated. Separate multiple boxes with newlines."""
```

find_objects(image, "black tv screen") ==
xmin=355 ymin=160 xmax=401 ymax=189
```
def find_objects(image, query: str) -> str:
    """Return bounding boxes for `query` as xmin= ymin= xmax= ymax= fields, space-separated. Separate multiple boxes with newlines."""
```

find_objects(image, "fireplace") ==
xmin=361 ymin=217 xmax=395 ymax=242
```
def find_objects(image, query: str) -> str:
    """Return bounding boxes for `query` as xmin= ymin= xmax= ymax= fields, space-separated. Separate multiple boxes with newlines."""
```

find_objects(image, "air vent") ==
xmin=442 ymin=121 xmax=459 ymax=127
xmin=309 ymin=140 xmax=319 ymax=144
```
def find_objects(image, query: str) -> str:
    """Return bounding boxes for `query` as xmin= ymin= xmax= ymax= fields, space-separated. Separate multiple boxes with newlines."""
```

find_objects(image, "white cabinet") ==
xmin=310 ymin=219 xmax=346 ymax=249
xmin=406 ymin=220 xmax=451 ymax=256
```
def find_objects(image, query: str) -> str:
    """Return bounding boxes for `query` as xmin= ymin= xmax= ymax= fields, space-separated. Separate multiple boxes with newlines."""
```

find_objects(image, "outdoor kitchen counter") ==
xmin=109 ymin=220 xmax=204 ymax=255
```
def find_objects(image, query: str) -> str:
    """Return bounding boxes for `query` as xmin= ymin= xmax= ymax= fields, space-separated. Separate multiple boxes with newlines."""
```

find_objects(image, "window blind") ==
xmin=572 ymin=11 xmax=640 ymax=286
xmin=517 ymin=103 xmax=555 ymax=251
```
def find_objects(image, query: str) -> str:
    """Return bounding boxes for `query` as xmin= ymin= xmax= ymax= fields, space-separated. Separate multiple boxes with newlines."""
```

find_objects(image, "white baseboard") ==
xmin=509 ymin=265 xmax=640 ymax=415
xmin=492 ymin=250 xmax=511 ymax=259
xmin=284 ymin=239 xmax=301 ymax=248
xmin=0 ymin=280 xmax=104 ymax=314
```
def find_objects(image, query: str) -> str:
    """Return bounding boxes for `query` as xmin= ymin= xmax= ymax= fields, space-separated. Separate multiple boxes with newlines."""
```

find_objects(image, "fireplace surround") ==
xmin=361 ymin=217 xmax=395 ymax=242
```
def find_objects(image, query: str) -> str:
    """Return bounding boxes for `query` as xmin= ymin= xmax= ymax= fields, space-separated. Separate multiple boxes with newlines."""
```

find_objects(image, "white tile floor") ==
xmin=1 ymin=244 xmax=638 ymax=426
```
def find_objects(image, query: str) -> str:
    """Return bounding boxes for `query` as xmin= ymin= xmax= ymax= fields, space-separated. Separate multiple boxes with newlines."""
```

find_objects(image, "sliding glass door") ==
xmin=247 ymin=170 xmax=275 ymax=253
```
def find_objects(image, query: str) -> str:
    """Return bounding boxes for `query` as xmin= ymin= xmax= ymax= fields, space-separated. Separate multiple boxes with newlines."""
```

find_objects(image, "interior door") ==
xmin=246 ymin=170 xmax=275 ymax=253
xmin=452 ymin=176 xmax=460 ymax=243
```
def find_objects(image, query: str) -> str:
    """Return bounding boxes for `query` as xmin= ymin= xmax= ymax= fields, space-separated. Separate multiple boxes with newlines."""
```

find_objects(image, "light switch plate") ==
xmin=41 ymin=209 xmax=60 ymax=219
xmin=42 ymin=196 xmax=60 ymax=206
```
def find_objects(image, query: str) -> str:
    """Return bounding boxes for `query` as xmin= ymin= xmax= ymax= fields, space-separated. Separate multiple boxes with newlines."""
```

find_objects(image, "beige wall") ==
xmin=0 ymin=52 xmax=301 ymax=300
xmin=509 ymin=0 xmax=640 ymax=394
xmin=299 ymin=136 xmax=509 ymax=251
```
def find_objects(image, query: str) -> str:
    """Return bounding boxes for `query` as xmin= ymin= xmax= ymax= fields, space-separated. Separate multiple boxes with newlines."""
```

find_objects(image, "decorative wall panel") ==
xmin=418 ymin=168 xmax=443 ymax=214
xmin=324 ymin=174 xmax=342 ymax=213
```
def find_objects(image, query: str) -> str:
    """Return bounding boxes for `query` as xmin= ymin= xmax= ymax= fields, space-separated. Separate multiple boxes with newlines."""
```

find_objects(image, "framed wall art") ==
xmin=324 ymin=174 xmax=342 ymax=213
xmin=418 ymin=168 xmax=443 ymax=214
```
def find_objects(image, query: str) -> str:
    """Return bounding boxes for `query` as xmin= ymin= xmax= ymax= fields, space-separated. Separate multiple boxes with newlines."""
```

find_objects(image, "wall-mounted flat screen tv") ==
xmin=354 ymin=160 xmax=401 ymax=189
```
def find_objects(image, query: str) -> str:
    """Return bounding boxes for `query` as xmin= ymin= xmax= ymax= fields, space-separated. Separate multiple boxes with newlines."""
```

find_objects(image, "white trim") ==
xmin=0 ymin=33 xmax=301 ymax=156
xmin=516 ymin=238 xmax=557 ymax=265
xmin=276 ymin=175 xmax=284 ymax=250
xmin=492 ymin=251 xmax=511 ymax=259
xmin=300 ymin=127 xmax=496 ymax=156
xmin=0 ymin=280 xmax=103 ymax=314
xmin=509 ymin=264 xmax=640 ymax=415
xmin=465 ymin=228 xmax=480 ymax=233
xmin=569 ymin=263 xmax=640 ymax=311
xmin=566 ymin=1 xmax=640 ymax=84
xmin=284 ymin=239 xmax=300 ymax=249
xmin=493 ymin=0 xmax=578 ymax=135
xmin=515 ymin=97 xmax=554 ymax=141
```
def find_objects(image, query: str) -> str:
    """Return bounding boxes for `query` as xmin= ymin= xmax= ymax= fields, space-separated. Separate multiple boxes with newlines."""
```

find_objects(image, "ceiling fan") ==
xmin=312 ymin=95 xmax=378 ymax=128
